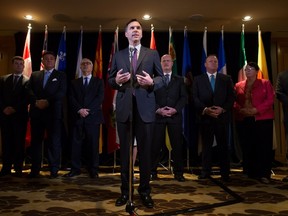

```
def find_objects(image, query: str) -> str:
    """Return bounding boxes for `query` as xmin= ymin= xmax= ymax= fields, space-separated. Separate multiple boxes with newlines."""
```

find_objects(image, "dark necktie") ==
xmin=164 ymin=74 xmax=170 ymax=86
xmin=13 ymin=75 xmax=19 ymax=89
xmin=132 ymin=48 xmax=137 ymax=74
xmin=84 ymin=77 xmax=88 ymax=87
xmin=210 ymin=74 xmax=215 ymax=91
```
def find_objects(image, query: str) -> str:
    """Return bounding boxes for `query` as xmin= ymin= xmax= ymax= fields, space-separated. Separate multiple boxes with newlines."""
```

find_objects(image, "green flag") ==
xmin=168 ymin=26 xmax=178 ymax=75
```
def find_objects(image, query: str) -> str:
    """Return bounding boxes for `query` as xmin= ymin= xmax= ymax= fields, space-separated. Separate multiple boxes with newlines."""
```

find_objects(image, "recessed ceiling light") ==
xmin=242 ymin=15 xmax=252 ymax=21
xmin=24 ymin=15 xmax=33 ymax=20
xmin=142 ymin=14 xmax=152 ymax=20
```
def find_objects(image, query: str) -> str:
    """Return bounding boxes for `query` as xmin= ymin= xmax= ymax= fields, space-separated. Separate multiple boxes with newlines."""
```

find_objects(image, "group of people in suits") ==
xmin=0 ymin=17 xmax=287 ymax=211
xmin=0 ymin=52 xmax=104 ymax=180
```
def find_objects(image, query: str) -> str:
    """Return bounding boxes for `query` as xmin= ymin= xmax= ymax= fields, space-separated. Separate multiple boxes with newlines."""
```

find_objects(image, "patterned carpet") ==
xmin=0 ymin=166 xmax=288 ymax=216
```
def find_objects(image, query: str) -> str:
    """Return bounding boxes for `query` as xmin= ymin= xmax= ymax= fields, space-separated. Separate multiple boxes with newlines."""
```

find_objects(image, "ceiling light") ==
xmin=242 ymin=15 xmax=252 ymax=22
xmin=142 ymin=14 xmax=152 ymax=20
xmin=24 ymin=15 xmax=33 ymax=20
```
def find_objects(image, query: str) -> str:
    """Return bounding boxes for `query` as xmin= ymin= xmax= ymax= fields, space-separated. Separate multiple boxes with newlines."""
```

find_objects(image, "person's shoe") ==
xmin=140 ymin=194 xmax=154 ymax=208
xmin=221 ymin=176 xmax=231 ymax=182
xmin=63 ymin=170 xmax=81 ymax=177
xmin=13 ymin=171 xmax=23 ymax=178
xmin=49 ymin=171 xmax=59 ymax=179
xmin=89 ymin=171 xmax=99 ymax=179
xmin=198 ymin=174 xmax=210 ymax=180
xmin=115 ymin=194 xmax=128 ymax=206
xmin=259 ymin=177 xmax=270 ymax=184
xmin=283 ymin=176 xmax=288 ymax=182
xmin=27 ymin=171 xmax=40 ymax=178
xmin=150 ymin=173 xmax=158 ymax=181
xmin=174 ymin=174 xmax=185 ymax=182
xmin=0 ymin=170 xmax=11 ymax=177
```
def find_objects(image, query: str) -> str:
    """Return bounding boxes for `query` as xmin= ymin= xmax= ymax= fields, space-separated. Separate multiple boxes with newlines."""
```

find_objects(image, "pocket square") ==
xmin=52 ymin=78 xmax=58 ymax=81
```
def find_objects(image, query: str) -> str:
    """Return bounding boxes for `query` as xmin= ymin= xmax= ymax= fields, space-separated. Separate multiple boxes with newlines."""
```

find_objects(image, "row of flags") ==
xmin=22 ymin=23 xmax=270 ymax=154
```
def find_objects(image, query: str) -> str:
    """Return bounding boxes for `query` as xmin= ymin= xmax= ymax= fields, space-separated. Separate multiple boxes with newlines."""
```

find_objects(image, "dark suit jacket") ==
xmin=155 ymin=74 xmax=187 ymax=124
xmin=276 ymin=71 xmax=288 ymax=123
xmin=26 ymin=69 xmax=67 ymax=120
xmin=192 ymin=72 xmax=235 ymax=123
xmin=69 ymin=76 xmax=104 ymax=125
xmin=0 ymin=74 xmax=29 ymax=122
xmin=108 ymin=46 xmax=163 ymax=123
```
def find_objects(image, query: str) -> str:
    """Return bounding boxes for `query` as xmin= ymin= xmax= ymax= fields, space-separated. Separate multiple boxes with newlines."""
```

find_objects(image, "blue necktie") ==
xmin=43 ymin=71 xmax=51 ymax=87
xmin=210 ymin=74 xmax=215 ymax=91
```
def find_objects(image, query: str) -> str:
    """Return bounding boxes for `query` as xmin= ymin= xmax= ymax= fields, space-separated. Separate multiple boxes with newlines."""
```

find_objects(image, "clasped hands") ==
xmin=204 ymin=106 xmax=224 ymax=118
xmin=78 ymin=108 xmax=90 ymax=118
xmin=115 ymin=69 xmax=153 ymax=86
xmin=239 ymin=107 xmax=258 ymax=116
xmin=156 ymin=106 xmax=177 ymax=117
xmin=35 ymin=99 xmax=49 ymax=110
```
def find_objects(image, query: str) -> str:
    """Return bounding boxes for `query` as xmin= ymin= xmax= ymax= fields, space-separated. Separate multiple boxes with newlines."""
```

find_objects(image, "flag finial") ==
xmin=221 ymin=25 xmax=224 ymax=31
xmin=99 ymin=25 xmax=102 ymax=31
xmin=258 ymin=25 xmax=260 ymax=31
xmin=204 ymin=26 xmax=207 ymax=31
xmin=27 ymin=23 xmax=32 ymax=30
xmin=45 ymin=25 xmax=48 ymax=31
xmin=151 ymin=24 xmax=154 ymax=31
xmin=242 ymin=24 xmax=245 ymax=31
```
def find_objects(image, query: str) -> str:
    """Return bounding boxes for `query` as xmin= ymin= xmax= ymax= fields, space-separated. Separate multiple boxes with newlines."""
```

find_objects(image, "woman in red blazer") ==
xmin=234 ymin=62 xmax=274 ymax=184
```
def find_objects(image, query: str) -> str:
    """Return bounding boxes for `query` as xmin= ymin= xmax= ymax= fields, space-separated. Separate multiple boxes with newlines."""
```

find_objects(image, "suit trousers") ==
xmin=151 ymin=122 xmax=184 ymax=175
xmin=30 ymin=115 xmax=62 ymax=173
xmin=117 ymin=96 xmax=154 ymax=196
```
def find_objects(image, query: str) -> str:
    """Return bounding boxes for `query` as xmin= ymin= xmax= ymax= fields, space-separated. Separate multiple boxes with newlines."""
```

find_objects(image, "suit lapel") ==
xmin=136 ymin=47 xmax=147 ymax=71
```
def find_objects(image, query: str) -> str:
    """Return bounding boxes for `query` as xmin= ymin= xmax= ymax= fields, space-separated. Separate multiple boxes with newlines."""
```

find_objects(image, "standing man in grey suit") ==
xmin=0 ymin=56 xmax=29 ymax=177
xmin=26 ymin=51 xmax=67 ymax=179
xmin=151 ymin=54 xmax=187 ymax=182
xmin=64 ymin=58 xmax=104 ymax=179
xmin=193 ymin=54 xmax=234 ymax=182
xmin=108 ymin=19 xmax=163 ymax=208
xmin=276 ymin=70 xmax=288 ymax=182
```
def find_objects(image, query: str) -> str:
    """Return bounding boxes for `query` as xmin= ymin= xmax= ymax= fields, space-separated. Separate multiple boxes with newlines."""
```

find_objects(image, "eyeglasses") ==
xmin=81 ymin=62 xmax=92 ymax=65
xmin=245 ymin=67 xmax=256 ymax=71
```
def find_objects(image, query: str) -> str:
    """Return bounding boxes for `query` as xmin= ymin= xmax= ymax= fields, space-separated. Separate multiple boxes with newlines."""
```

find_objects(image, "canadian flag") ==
xmin=23 ymin=24 xmax=32 ymax=78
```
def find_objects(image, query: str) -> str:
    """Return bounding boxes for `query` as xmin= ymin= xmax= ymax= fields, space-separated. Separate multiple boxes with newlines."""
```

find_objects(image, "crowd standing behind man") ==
xmin=108 ymin=19 xmax=163 ymax=208
xmin=234 ymin=62 xmax=274 ymax=184
xmin=0 ymin=56 xmax=29 ymax=177
xmin=192 ymin=54 xmax=235 ymax=182
xmin=64 ymin=58 xmax=104 ymax=179
xmin=151 ymin=54 xmax=187 ymax=182
xmin=26 ymin=51 xmax=67 ymax=179
xmin=276 ymin=70 xmax=288 ymax=182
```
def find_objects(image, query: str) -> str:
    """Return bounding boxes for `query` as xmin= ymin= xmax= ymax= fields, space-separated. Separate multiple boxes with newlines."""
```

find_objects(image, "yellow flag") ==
xmin=99 ymin=124 xmax=103 ymax=154
xmin=165 ymin=126 xmax=172 ymax=151
xmin=257 ymin=26 xmax=269 ymax=79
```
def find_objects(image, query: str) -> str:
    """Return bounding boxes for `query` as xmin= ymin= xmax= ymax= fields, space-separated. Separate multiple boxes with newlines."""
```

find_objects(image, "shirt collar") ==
xmin=129 ymin=44 xmax=141 ymax=52
xmin=206 ymin=72 xmax=217 ymax=77
xmin=83 ymin=74 xmax=92 ymax=79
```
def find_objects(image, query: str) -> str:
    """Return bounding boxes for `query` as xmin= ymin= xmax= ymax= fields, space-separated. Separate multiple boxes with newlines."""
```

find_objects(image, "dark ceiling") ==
xmin=1 ymin=0 xmax=288 ymax=37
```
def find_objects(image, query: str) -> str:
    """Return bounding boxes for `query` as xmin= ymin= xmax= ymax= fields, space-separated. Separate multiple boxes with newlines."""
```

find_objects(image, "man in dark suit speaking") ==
xmin=26 ymin=51 xmax=67 ymax=179
xmin=108 ymin=19 xmax=163 ymax=208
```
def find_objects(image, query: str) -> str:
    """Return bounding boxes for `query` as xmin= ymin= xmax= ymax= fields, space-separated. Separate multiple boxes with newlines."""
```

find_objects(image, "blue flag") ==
xmin=182 ymin=28 xmax=192 ymax=143
xmin=55 ymin=26 xmax=66 ymax=72
xmin=218 ymin=28 xmax=227 ymax=74
xmin=75 ymin=27 xmax=83 ymax=78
